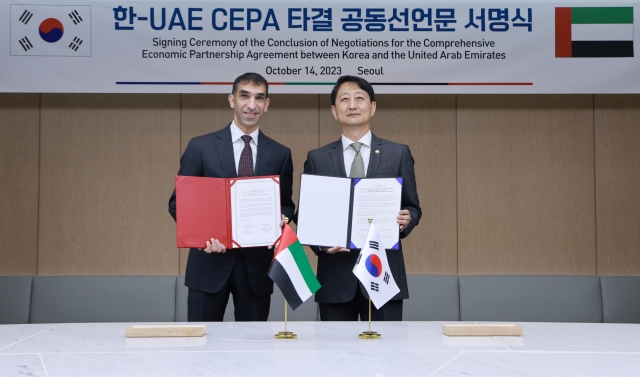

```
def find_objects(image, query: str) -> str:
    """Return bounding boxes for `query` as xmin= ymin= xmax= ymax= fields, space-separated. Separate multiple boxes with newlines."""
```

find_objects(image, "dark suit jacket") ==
xmin=168 ymin=125 xmax=295 ymax=297
xmin=302 ymin=133 xmax=421 ymax=303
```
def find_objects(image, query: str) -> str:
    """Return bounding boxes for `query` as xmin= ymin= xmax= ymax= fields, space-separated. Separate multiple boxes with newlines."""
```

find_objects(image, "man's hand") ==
xmin=396 ymin=209 xmax=411 ymax=230
xmin=268 ymin=214 xmax=287 ymax=250
xmin=203 ymin=238 xmax=226 ymax=253
xmin=324 ymin=246 xmax=350 ymax=254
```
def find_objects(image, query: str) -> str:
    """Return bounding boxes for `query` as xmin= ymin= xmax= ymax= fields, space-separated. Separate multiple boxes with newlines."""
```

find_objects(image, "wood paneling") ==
xmin=457 ymin=95 xmax=596 ymax=275
xmin=261 ymin=95 xmax=320 ymax=271
xmin=179 ymin=94 xmax=230 ymax=274
xmin=180 ymin=94 xmax=231 ymax=151
xmin=179 ymin=94 xmax=319 ymax=274
xmin=0 ymin=94 xmax=40 ymax=275
xmin=595 ymin=95 xmax=640 ymax=276
xmin=38 ymin=94 xmax=180 ymax=275
xmin=319 ymin=94 xmax=458 ymax=274
xmin=4 ymin=92 xmax=640 ymax=278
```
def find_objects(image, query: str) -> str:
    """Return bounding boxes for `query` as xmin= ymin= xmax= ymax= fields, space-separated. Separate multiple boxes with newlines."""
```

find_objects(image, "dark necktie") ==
xmin=238 ymin=135 xmax=254 ymax=177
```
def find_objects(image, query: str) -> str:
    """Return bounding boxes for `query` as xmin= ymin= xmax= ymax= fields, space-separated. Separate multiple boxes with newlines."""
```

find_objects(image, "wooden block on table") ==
xmin=125 ymin=325 xmax=206 ymax=338
xmin=442 ymin=324 xmax=523 ymax=336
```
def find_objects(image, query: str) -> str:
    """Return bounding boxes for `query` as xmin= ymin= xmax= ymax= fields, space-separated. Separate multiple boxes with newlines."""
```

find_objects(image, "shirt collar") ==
xmin=341 ymin=130 xmax=372 ymax=151
xmin=230 ymin=121 xmax=259 ymax=145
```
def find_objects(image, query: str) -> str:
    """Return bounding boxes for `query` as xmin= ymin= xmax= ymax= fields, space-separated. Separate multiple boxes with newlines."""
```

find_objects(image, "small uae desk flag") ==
xmin=268 ymin=223 xmax=320 ymax=310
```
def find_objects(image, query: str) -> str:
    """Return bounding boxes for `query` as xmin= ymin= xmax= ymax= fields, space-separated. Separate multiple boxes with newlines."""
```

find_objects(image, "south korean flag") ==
xmin=352 ymin=223 xmax=400 ymax=309
xmin=10 ymin=5 xmax=91 ymax=56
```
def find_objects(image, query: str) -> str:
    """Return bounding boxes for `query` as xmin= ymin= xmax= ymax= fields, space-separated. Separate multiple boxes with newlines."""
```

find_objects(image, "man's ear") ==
xmin=228 ymin=93 xmax=235 ymax=108
xmin=263 ymin=98 xmax=270 ymax=113
xmin=370 ymin=101 xmax=377 ymax=117
xmin=331 ymin=105 xmax=337 ymax=120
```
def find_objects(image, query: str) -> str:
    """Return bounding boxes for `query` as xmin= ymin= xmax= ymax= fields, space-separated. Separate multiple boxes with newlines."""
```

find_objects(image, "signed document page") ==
xmin=230 ymin=178 xmax=281 ymax=247
xmin=297 ymin=174 xmax=351 ymax=248
xmin=350 ymin=178 xmax=402 ymax=249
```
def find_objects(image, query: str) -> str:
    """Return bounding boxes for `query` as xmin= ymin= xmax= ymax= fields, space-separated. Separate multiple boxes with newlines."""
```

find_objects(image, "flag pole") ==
xmin=368 ymin=297 xmax=372 ymax=332
xmin=275 ymin=217 xmax=297 ymax=340
xmin=359 ymin=218 xmax=381 ymax=340
xmin=275 ymin=300 xmax=296 ymax=339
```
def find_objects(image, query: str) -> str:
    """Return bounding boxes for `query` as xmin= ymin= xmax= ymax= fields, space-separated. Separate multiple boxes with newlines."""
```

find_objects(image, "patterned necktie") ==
xmin=349 ymin=142 xmax=365 ymax=178
xmin=238 ymin=135 xmax=254 ymax=177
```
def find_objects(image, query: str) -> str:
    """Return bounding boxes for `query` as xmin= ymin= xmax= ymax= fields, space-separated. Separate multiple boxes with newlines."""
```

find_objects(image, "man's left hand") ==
xmin=268 ymin=214 xmax=287 ymax=250
xmin=397 ymin=209 xmax=411 ymax=230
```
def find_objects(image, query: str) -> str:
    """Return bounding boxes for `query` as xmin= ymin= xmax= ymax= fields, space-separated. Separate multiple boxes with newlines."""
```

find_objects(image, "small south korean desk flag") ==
xmin=353 ymin=223 xmax=400 ymax=309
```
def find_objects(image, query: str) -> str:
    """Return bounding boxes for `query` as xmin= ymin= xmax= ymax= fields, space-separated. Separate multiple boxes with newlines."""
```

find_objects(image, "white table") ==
xmin=1 ymin=321 xmax=639 ymax=376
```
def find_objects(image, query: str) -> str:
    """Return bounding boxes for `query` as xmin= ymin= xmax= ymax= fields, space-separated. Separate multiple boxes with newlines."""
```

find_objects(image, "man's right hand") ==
xmin=324 ymin=246 xmax=350 ymax=254
xmin=203 ymin=238 xmax=226 ymax=253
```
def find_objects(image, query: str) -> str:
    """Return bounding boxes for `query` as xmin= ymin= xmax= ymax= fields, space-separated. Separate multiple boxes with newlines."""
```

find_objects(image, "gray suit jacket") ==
xmin=302 ymin=133 xmax=421 ymax=303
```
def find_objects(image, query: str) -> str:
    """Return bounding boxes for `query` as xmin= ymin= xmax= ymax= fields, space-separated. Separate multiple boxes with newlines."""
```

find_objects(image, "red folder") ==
xmin=175 ymin=175 xmax=281 ymax=249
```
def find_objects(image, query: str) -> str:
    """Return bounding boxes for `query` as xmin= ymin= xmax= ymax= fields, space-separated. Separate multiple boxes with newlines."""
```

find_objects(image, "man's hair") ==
xmin=232 ymin=72 xmax=269 ymax=97
xmin=330 ymin=75 xmax=375 ymax=106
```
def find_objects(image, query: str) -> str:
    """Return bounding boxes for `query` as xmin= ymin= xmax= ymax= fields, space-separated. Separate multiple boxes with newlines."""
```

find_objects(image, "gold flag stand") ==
xmin=274 ymin=299 xmax=297 ymax=339
xmin=275 ymin=216 xmax=296 ymax=340
xmin=359 ymin=218 xmax=381 ymax=339
xmin=358 ymin=297 xmax=381 ymax=339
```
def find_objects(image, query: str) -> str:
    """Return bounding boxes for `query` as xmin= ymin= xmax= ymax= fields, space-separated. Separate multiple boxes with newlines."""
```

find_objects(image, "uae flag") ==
xmin=268 ymin=224 xmax=321 ymax=310
xmin=556 ymin=7 xmax=634 ymax=58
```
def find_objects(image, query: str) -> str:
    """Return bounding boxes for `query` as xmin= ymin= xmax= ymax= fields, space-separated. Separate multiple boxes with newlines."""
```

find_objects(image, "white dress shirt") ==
xmin=230 ymin=121 xmax=259 ymax=175
xmin=341 ymin=130 xmax=372 ymax=177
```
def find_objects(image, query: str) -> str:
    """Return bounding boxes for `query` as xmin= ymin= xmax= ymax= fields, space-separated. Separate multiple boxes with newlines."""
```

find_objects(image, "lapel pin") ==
xmin=375 ymin=150 xmax=380 ymax=154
